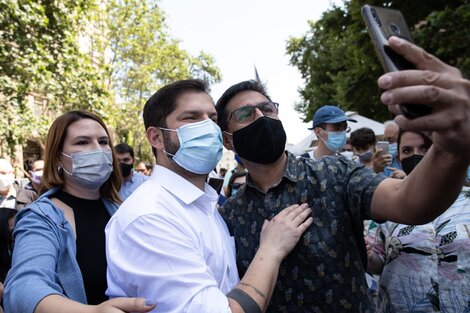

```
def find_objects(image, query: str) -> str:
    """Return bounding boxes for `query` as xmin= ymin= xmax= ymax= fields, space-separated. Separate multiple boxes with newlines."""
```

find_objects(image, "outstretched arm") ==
xmin=371 ymin=36 xmax=470 ymax=224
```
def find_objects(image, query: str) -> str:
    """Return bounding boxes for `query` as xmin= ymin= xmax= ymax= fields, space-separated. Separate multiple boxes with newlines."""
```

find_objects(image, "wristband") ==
xmin=227 ymin=288 xmax=262 ymax=313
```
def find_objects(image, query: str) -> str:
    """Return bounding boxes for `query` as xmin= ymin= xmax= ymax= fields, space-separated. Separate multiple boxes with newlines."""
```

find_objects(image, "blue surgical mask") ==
xmin=322 ymin=131 xmax=347 ymax=152
xmin=389 ymin=143 xmax=398 ymax=156
xmin=61 ymin=150 xmax=113 ymax=189
xmin=161 ymin=119 xmax=223 ymax=174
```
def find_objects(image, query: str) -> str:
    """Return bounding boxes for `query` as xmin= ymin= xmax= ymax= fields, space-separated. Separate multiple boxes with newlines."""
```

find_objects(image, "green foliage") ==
xmin=287 ymin=0 xmax=470 ymax=124
xmin=0 ymin=0 xmax=109 ymax=157
xmin=104 ymin=0 xmax=221 ymax=161
xmin=0 ymin=0 xmax=221 ymax=162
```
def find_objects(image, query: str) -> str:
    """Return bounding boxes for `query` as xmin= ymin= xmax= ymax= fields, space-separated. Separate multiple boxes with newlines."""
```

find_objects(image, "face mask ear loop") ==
xmin=62 ymin=167 xmax=73 ymax=177
xmin=59 ymin=152 xmax=72 ymax=176
xmin=163 ymin=149 xmax=175 ymax=158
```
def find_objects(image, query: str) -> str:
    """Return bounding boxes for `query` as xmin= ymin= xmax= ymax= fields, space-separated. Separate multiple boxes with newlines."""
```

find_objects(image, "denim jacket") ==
xmin=3 ymin=187 xmax=118 ymax=313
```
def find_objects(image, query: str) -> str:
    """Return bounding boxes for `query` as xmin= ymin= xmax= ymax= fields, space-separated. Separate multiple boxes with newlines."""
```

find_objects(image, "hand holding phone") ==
xmin=376 ymin=141 xmax=389 ymax=155
xmin=361 ymin=5 xmax=432 ymax=119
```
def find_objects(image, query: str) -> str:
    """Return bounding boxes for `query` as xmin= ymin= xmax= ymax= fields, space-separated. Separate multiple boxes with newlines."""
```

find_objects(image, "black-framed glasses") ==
xmin=228 ymin=102 xmax=279 ymax=125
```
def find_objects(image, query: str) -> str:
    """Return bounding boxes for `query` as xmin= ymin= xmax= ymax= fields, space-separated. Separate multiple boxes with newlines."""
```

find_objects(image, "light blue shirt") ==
xmin=4 ymin=187 xmax=118 ymax=313
xmin=119 ymin=170 xmax=149 ymax=200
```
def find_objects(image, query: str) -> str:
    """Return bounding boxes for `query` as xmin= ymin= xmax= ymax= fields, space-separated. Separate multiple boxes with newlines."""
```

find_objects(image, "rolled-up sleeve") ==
xmin=346 ymin=165 xmax=386 ymax=221
xmin=106 ymin=213 xmax=232 ymax=313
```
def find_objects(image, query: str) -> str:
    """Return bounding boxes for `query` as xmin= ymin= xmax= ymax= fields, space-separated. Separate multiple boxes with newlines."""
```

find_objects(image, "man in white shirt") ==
xmin=105 ymin=79 xmax=313 ymax=313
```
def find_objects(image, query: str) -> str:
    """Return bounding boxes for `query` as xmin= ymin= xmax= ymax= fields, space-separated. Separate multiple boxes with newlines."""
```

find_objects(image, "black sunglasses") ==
xmin=231 ymin=182 xmax=244 ymax=189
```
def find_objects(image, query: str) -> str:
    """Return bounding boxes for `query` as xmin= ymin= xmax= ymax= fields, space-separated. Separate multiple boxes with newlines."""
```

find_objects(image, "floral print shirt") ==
xmin=220 ymin=152 xmax=385 ymax=312
xmin=373 ymin=188 xmax=470 ymax=312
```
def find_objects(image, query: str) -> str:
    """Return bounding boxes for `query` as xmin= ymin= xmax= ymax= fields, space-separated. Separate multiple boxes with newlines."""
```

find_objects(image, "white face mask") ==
xmin=340 ymin=151 xmax=354 ymax=160
xmin=0 ymin=173 xmax=14 ymax=191
xmin=61 ymin=150 xmax=113 ymax=189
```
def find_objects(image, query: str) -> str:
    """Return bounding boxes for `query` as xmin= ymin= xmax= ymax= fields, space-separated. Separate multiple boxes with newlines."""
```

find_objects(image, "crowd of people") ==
xmin=0 ymin=37 xmax=469 ymax=313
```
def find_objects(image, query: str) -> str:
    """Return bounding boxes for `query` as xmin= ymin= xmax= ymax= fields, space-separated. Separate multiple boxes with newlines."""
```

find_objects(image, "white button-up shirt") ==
xmin=106 ymin=165 xmax=239 ymax=313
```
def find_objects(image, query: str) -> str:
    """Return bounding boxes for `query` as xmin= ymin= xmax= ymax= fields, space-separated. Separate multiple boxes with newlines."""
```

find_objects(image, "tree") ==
xmin=286 ymin=0 xmax=470 ymax=123
xmin=1 ymin=0 xmax=221 ymax=163
xmin=105 ymin=0 xmax=221 ymax=161
xmin=0 ymin=0 xmax=110 ymax=158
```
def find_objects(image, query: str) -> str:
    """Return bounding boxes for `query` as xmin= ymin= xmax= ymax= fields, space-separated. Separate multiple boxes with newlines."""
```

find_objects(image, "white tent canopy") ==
xmin=287 ymin=111 xmax=385 ymax=156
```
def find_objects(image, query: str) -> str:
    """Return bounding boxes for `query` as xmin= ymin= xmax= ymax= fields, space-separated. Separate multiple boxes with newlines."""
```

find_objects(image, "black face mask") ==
xmin=232 ymin=117 xmax=287 ymax=164
xmin=119 ymin=162 xmax=133 ymax=178
xmin=401 ymin=154 xmax=424 ymax=175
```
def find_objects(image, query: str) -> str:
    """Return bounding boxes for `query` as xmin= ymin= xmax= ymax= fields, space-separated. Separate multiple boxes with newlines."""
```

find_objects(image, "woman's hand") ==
xmin=93 ymin=298 xmax=156 ymax=313
xmin=388 ymin=167 xmax=407 ymax=179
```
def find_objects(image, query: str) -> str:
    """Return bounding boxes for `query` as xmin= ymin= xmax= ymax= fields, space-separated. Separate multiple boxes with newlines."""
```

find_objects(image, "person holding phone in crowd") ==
xmin=216 ymin=36 xmax=470 ymax=312
xmin=3 ymin=111 xmax=155 ymax=313
xmin=366 ymin=129 xmax=470 ymax=312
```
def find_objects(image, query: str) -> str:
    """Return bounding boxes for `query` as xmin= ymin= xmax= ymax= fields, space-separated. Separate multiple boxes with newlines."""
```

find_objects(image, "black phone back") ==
xmin=361 ymin=5 xmax=432 ymax=119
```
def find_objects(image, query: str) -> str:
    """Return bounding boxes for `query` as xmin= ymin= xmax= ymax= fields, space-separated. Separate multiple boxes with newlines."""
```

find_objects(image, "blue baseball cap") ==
xmin=309 ymin=105 xmax=357 ymax=130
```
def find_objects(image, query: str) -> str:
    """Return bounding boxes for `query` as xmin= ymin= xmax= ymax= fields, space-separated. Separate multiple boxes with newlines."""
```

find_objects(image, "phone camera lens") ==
xmin=389 ymin=23 xmax=400 ymax=35
xmin=371 ymin=8 xmax=382 ymax=27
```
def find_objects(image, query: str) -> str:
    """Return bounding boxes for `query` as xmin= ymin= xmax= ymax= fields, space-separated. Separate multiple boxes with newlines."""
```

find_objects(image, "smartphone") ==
xmin=361 ymin=5 xmax=432 ymax=119
xmin=208 ymin=177 xmax=224 ymax=194
xmin=376 ymin=141 xmax=389 ymax=154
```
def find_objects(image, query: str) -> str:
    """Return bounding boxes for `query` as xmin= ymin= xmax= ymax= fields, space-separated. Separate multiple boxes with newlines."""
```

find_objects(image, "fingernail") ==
xmin=381 ymin=92 xmax=392 ymax=105
xmin=145 ymin=300 xmax=156 ymax=306
xmin=378 ymin=75 xmax=392 ymax=88
xmin=390 ymin=36 xmax=404 ymax=45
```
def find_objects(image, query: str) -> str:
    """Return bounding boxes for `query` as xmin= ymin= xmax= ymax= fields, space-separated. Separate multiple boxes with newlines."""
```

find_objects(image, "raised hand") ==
xmin=378 ymin=36 xmax=470 ymax=161
xmin=372 ymin=149 xmax=392 ymax=173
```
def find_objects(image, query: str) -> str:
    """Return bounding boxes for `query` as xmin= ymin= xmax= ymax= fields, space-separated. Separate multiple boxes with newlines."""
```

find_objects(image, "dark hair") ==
xmin=114 ymin=143 xmax=135 ymax=159
xmin=143 ymin=79 xmax=209 ymax=158
xmin=143 ymin=79 xmax=209 ymax=130
xmin=0 ymin=208 xmax=17 ymax=282
xmin=397 ymin=130 xmax=433 ymax=159
xmin=41 ymin=110 xmax=122 ymax=204
xmin=216 ymin=80 xmax=271 ymax=130
xmin=350 ymin=127 xmax=376 ymax=151
xmin=226 ymin=171 xmax=248 ymax=197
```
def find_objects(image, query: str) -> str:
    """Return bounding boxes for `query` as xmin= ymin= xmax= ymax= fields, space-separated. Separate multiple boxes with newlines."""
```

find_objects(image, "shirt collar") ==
xmin=150 ymin=165 xmax=218 ymax=209
xmin=126 ymin=170 xmax=136 ymax=183
xmin=245 ymin=151 xmax=300 ymax=191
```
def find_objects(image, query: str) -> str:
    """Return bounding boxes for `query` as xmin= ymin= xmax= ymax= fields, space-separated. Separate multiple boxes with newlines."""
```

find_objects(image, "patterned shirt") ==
xmin=220 ymin=152 xmax=385 ymax=312
xmin=373 ymin=187 xmax=470 ymax=313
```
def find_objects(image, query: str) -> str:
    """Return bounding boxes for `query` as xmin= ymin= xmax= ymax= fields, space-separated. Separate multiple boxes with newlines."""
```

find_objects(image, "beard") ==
xmin=161 ymin=129 xmax=206 ymax=179
xmin=162 ymin=130 xmax=179 ymax=156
